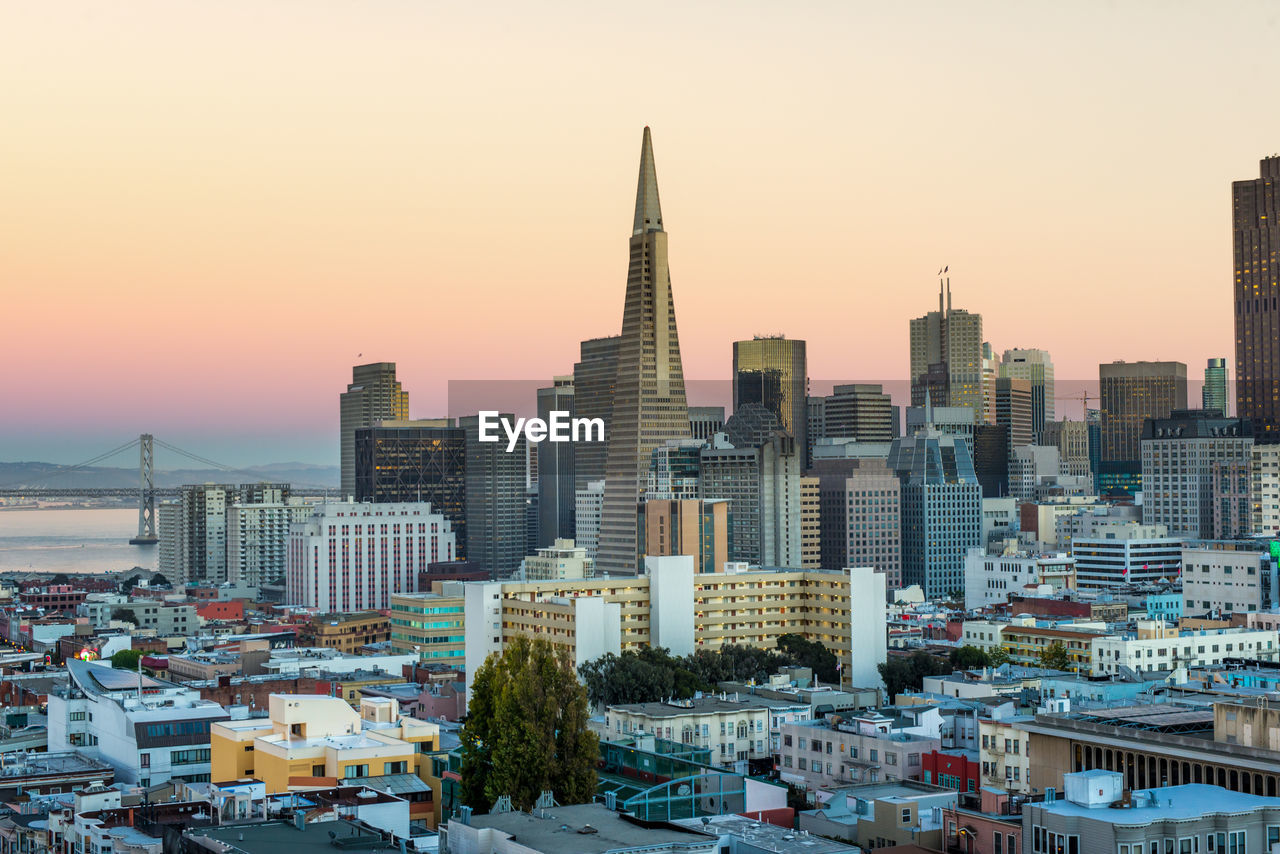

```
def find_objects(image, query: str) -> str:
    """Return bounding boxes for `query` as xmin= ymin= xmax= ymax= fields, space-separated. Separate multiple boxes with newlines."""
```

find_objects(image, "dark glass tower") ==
xmin=733 ymin=336 xmax=808 ymax=467
xmin=1233 ymin=156 xmax=1280 ymax=443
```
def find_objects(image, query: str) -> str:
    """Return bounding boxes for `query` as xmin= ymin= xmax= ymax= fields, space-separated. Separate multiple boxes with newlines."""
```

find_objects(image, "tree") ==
xmin=1037 ymin=642 xmax=1073 ymax=671
xmin=877 ymin=651 xmax=952 ymax=701
xmin=110 ymin=649 xmax=144 ymax=670
xmin=110 ymin=607 xmax=138 ymax=626
xmin=950 ymin=645 xmax=991 ymax=670
xmin=988 ymin=646 xmax=1013 ymax=667
xmin=776 ymin=634 xmax=840 ymax=683
xmin=460 ymin=636 xmax=597 ymax=812
xmin=578 ymin=647 xmax=691 ymax=707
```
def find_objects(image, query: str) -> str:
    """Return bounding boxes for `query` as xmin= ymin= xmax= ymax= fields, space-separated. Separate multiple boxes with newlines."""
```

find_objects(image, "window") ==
xmin=1228 ymin=831 xmax=1244 ymax=854
xmin=313 ymin=764 xmax=325 ymax=776
xmin=798 ymin=758 xmax=806 ymax=770
xmin=344 ymin=764 xmax=368 ymax=779
xmin=900 ymin=807 xmax=911 ymax=825
xmin=384 ymin=761 xmax=407 ymax=774
xmin=995 ymin=833 xmax=1003 ymax=854
xmin=140 ymin=754 xmax=150 ymax=768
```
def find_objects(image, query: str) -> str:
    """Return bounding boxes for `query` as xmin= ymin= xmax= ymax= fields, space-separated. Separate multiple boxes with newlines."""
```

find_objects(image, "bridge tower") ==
xmin=129 ymin=433 xmax=159 ymax=545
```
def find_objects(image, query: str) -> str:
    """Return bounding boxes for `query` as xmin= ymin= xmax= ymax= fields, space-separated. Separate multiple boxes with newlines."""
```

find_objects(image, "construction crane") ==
xmin=1054 ymin=391 xmax=1099 ymax=420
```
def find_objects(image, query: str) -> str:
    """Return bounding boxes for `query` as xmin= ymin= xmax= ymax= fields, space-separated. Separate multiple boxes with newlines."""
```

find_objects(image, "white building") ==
xmin=1071 ymin=522 xmax=1182 ymax=589
xmin=1091 ymin=622 xmax=1279 ymax=676
xmin=522 ymin=538 xmax=593 ymax=580
xmin=979 ymin=713 xmax=1032 ymax=792
xmin=285 ymin=501 xmax=455 ymax=611
xmin=964 ymin=548 xmax=1075 ymax=610
xmin=1008 ymin=445 xmax=1061 ymax=502
xmin=605 ymin=696 xmax=773 ymax=771
xmin=574 ymin=479 xmax=605 ymax=561
xmin=228 ymin=500 xmax=313 ymax=590
xmin=261 ymin=648 xmax=416 ymax=677
xmin=47 ymin=659 xmax=229 ymax=786
xmin=1253 ymin=444 xmax=1280 ymax=535
xmin=981 ymin=497 xmax=1019 ymax=549
xmin=1182 ymin=543 xmax=1277 ymax=617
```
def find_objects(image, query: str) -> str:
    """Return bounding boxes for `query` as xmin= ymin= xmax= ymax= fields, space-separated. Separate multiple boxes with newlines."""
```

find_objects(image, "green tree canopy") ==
xmin=110 ymin=607 xmax=138 ymax=626
xmin=110 ymin=648 xmax=144 ymax=670
xmin=876 ymin=651 xmax=952 ymax=701
xmin=950 ymin=645 xmax=991 ymax=669
xmin=776 ymin=634 xmax=840 ymax=683
xmin=988 ymin=646 xmax=1013 ymax=666
xmin=460 ymin=636 xmax=598 ymax=813
xmin=1036 ymin=641 xmax=1073 ymax=671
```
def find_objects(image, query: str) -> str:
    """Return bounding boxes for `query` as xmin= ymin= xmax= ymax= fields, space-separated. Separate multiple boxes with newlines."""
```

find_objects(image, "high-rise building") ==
xmin=647 ymin=439 xmax=703 ymax=500
xmin=227 ymin=499 xmax=313 ymax=593
xmin=800 ymin=475 xmax=821 ymax=569
xmin=461 ymin=413 xmax=527 ymax=578
xmin=573 ymin=336 xmax=620 ymax=497
xmin=700 ymin=433 xmax=802 ymax=567
xmin=981 ymin=342 xmax=999 ymax=425
xmin=888 ymin=428 xmax=981 ymax=598
xmin=1000 ymin=349 xmax=1055 ymax=438
xmin=639 ymin=498 xmax=730 ymax=574
xmin=574 ymin=479 xmax=606 ymax=561
xmin=1233 ymin=156 xmax=1280 ymax=444
xmin=1098 ymin=361 xmax=1188 ymax=496
xmin=353 ymin=420 xmax=467 ymax=555
xmin=909 ymin=276 xmax=984 ymax=421
xmin=159 ymin=483 xmax=290 ymax=585
xmin=1204 ymin=358 xmax=1229 ymax=415
xmin=1041 ymin=419 xmax=1093 ymax=486
xmin=815 ymin=458 xmax=902 ymax=587
xmin=597 ymin=128 xmax=692 ymax=574
xmin=1251 ymin=445 xmax=1280 ymax=535
xmin=971 ymin=423 xmax=1010 ymax=498
xmin=820 ymin=384 xmax=895 ymax=443
xmin=994 ymin=376 xmax=1034 ymax=450
xmin=523 ymin=538 xmax=594 ymax=581
xmin=1141 ymin=409 xmax=1253 ymax=538
xmin=536 ymin=377 xmax=576 ymax=547
xmin=339 ymin=363 xmax=409 ymax=497
xmin=688 ymin=406 xmax=725 ymax=441
xmin=286 ymin=501 xmax=455 ymax=611
xmin=733 ymin=336 xmax=808 ymax=468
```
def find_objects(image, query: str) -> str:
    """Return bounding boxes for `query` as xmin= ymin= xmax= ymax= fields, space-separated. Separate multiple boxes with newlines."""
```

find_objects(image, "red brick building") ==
xmin=923 ymin=748 xmax=981 ymax=793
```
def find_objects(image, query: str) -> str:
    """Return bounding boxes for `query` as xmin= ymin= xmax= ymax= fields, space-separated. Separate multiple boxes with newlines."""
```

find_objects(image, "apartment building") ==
xmin=1091 ymin=622 xmax=1279 ymax=676
xmin=605 ymin=696 xmax=773 ymax=771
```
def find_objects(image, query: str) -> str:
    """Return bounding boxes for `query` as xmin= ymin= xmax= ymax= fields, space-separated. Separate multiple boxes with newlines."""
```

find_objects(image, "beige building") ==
xmin=523 ymin=538 xmax=593 ymax=580
xmin=641 ymin=499 xmax=729 ymax=573
xmin=979 ymin=716 xmax=1031 ymax=793
xmin=1252 ymin=444 xmax=1280 ymax=535
xmin=800 ymin=476 xmax=821 ymax=569
xmin=605 ymin=696 xmax=773 ymax=769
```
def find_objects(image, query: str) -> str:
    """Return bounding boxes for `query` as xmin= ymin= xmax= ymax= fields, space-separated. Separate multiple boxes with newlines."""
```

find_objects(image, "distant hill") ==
xmin=0 ymin=461 xmax=338 ymax=491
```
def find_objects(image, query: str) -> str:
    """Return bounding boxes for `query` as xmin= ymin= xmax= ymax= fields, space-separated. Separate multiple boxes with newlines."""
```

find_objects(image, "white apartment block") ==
xmin=285 ymin=501 xmax=456 ymax=612
xmin=1071 ymin=523 xmax=1182 ymax=589
xmin=228 ymin=500 xmax=313 ymax=589
xmin=606 ymin=696 xmax=772 ymax=771
xmin=1182 ymin=544 xmax=1277 ymax=617
xmin=574 ymin=479 xmax=605 ymax=561
xmin=964 ymin=548 xmax=1075 ymax=610
xmin=1253 ymin=445 xmax=1280 ymax=535
xmin=1091 ymin=623 xmax=1279 ymax=676
xmin=522 ymin=538 xmax=594 ymax=580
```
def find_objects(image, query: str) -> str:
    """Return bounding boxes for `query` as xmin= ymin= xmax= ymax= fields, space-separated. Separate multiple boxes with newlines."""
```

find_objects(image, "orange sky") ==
xmin=2 ymin=1 xmax=1278 ymax=465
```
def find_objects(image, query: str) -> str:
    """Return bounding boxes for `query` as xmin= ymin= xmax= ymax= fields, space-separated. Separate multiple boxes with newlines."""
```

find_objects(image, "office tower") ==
xmin=910 ymin=362 xmax=951 ymax=408
xmin=1041 ymin=420 xmax=1093 ymax=485
xmin=574 ymin=480 xmax=606 ymax=561
xmin=905 ymin=404 xmax=975 ymax=439
xmin=1233 ymin=156 xmax=1280 ymax=444
xmin=1098 ymin=361 xmax=1188 ymax=496
xmin=158 ymin=483 xmax=290 ymax=585
xmin=909 ymin=276 xmax=984 ymax=420
xmin=353 ymin=420 xmax=467 ymax=555
xmin=647 ymin=439 xmax=703 ymax=500
xmin=1251 ymin=445 xmax=1280 ymax=535
xmin=227 ymin=499 xmax=313 ymax=593
xmin=821 ymin=384 xmax=894 ymax=443
xmin=800 ymin=476 xmax=821 ymax=569
xmin=806 ymin=396 xmax=826 ymax=464
xmin=1000 ymin=348 xmax=1055 ymax=438
xmin=981 ymin=342 xmax=999 ymax=424
xmin=1141 ymin=410 xmax=1253 ymax=538
xmin=1204 ymin=358 xmax=1229 ymax=415
xmin=971 ymin=424 xmax=1010 ymax=498
xmin=1211 ymin=458 xmax=1251 ymax=540
xmin=700 ymin=432 xmax=801 ymax=567
xmin=816 ymin=458 xmax=901 ymax=587
xmin=1008 ymin=445 xmax=1061 ymax=502
xmin=525 ymin=484 xmax=539 ymax=556
xmin=597 ymin=129 xmax=694 ymax=574
xmin=286 ymin=501 xmax=454 ymax=611
xmin=994 ymin=376 xmax=1034 ymax=450
xmin=888 ymin=429 xmax=981 ymax=598
xmin=639 ymin=498 xmax=730 ymax=573
xmin=1086 ymin=409 xmax=1102 ymax=487
xmin=536 ymin=377 xmax=576 ymax=547
xmin=1071 ymin=522 xmax=1181 ymax=589
xmin=733 ymin=336 xmax=808 ymax=467
xmin=572 ymin=335 xmax=620 ymax=496
xmin=688 ymin=406 xmax=725 ymax=441
xmin=339 ymin=363 xmax=409 ymax=497
xmin=461 ymin=413 xmax=528 ymax=578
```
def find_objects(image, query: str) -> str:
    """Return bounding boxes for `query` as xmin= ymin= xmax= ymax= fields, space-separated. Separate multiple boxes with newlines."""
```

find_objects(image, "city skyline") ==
xmin=4 ymin=1 xmax=1280 ymax=466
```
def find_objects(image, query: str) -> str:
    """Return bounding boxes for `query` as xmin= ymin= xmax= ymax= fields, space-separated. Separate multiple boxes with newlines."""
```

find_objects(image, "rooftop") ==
xmin=465 ymin=803 xmax=712 ymax=854
xmin=607 ymin=696 xmax=776 ymax=716
xmin=1039 ymin=783 xmax=1280 ymax=823
xmin=189 ymin=819 xmax=393 ymax=854
xmin=673 ymin=815 xmax=858 ymax=853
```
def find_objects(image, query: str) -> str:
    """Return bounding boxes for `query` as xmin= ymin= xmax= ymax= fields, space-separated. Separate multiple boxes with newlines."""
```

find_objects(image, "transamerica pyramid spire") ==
xmin=596 ymin=127 xmax=691 ymax=575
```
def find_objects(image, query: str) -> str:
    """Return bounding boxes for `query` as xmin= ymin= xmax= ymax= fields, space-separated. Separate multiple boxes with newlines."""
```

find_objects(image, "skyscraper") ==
xmin=1141 ymin=410 xmax=1253 ymax=539
xmin=596 ymin=128 xmax=692 ymax=574
xmin=461 ymin=413 xmax=527 ymax=578
xmin=536 ymin=377 xmax=576 ymax=547
xmin=339 ymin=363 xmax=409 ymax=497
xmin=572 ymin=336 xmax=620 ymax=496
xmin=820 ymin=384 xmax=895 ymax=443
xmin=999 ymin=348 xmax=1055 ymax=438
xmin=909 ymin=275 xmax=983 ymax=421
xmin=1204 ymin=358 xmax=1229 ymax=415
xmin=994 ymin=376 xmax=1033 ymax=450
xmin=733 ymin=336 xmax=808 ymax=467
xmin=1233 ymin=156 xmax=1280 ymax=444
xmin=1098 ymin=361 xmax=1188 ymax=496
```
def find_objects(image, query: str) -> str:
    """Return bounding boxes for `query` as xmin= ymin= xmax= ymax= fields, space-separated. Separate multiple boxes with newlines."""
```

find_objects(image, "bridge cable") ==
xmin=0 ymin=438 xmax=141 ymax=489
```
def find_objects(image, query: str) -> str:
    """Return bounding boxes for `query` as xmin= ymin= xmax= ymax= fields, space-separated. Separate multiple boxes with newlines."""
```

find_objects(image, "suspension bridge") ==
xmin=0 ymin=434 xmax=334 ymax=545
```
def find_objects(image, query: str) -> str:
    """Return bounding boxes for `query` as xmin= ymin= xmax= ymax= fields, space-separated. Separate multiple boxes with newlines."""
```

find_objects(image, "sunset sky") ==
xmin=3 ymin=1 xmax=1279 ymax=467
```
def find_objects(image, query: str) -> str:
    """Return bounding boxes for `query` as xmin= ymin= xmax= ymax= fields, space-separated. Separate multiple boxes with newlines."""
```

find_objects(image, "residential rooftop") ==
xmin=464 ymin=803 xmax=712 ymax=854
